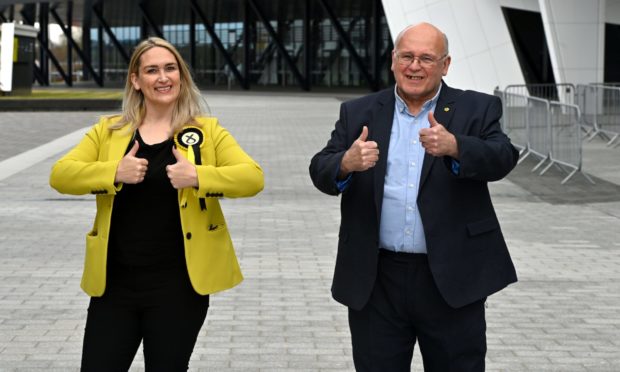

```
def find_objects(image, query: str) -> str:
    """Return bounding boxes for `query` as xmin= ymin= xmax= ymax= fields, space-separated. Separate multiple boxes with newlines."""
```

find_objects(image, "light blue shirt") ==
xmin=379 ymin=86 xmax=441 ymax=253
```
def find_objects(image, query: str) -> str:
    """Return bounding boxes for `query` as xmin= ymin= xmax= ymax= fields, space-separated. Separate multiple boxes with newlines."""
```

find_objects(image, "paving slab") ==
xmin=0 ymin=92 xmax=619 ymax=371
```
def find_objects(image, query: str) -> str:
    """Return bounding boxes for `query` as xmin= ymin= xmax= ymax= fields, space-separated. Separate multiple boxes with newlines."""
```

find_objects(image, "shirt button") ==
xmin=408 ymin=183 xmax=414 ymax=188
xmin=411 ymin=140 xmax=417 ymax=145
xmin=405 ymin=229 xmax=412 ymax=235
xmin=407 ymin=205 xmax=414 ymax=211
xmin=186 ymin=232 xmax=192 ymax=240
xmin=410 ymin=162 xmax=416 ymax=167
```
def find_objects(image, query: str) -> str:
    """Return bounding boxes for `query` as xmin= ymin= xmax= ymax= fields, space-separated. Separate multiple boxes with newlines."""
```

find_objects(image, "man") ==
xmin=309 ymin=22 xmax=518 ymax=371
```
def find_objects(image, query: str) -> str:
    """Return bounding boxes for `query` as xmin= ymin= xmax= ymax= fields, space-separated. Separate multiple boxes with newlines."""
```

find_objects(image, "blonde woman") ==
xmin=50 ymin=37 xmax=263 ymax=371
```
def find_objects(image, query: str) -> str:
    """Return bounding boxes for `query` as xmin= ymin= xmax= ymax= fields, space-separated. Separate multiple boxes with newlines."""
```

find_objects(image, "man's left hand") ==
xmin=419 ymin=111 xmax=459 ymax=158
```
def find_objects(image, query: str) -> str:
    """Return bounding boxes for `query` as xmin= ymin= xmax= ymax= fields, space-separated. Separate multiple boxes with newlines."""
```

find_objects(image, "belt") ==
xmin=379 ymin=248 xmax=427 ymax=262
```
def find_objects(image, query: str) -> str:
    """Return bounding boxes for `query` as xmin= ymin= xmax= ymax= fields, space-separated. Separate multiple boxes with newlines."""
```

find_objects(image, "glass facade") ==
xmin=4 ymin=0 xmax=394 ymax=91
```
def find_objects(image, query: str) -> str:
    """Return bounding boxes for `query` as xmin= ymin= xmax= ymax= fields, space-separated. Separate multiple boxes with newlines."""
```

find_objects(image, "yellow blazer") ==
xmin=49 ymin=116 xmax=264 ymax=297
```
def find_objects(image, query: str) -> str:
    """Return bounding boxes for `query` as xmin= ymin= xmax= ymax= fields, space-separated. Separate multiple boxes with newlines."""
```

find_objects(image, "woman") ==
xmin=49 ymin=37 xmax=263 ymax=371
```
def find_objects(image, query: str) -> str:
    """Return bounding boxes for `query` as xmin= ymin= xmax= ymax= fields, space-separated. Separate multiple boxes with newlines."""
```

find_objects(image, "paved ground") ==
xmin=0 ymin=92 xmax=619 ymax=371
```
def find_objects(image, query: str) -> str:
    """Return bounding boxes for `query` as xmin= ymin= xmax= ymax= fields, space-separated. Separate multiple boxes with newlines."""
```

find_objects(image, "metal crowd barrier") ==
xmin=497 ymin=86 xmax=594 ymax=184
xmin=494 ymin=89 xmax=526 ymax=153
xmin=542 ymin=102 xmax=594 ymax=184
xmin=505 ymin=83 xmax=576 ymax=104
xmin=575 ymin=84 xmax=620 ymax=146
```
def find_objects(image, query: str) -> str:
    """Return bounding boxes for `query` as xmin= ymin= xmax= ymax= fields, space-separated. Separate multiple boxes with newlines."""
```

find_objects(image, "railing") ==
xmin=575 ymin=84 xmax=620 ymax=146
xmin=505 ymin=83 xmax=576 ymax=104
xmin=496 ymin=85 xmax=594 ymax=184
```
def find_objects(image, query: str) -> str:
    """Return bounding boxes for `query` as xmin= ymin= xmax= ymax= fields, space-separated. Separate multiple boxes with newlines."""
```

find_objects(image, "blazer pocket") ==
xmin=466 ymin=217 xmax=499 ymax=237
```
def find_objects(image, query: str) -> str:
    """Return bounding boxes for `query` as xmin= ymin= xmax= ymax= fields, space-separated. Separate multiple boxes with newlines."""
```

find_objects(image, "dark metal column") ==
xmin=190 ymin=0 xmax=248 ymax=89
xmin=98 ymin=21 xmax=103 ymax=81
xmin=190 ymin=9 xmax=196 ymax=69
xmin=317 ymin=0 xmax=378 ymax=91
xmin=50 ymin=5 xmax=103 ymax=86
xmin=248 ymin=0 xmax=308 ymax=90
xmin=303 ymin=0 xmax=311 ymax=88
xmin=139 ymin=1 xmax=164 ymax=39
xmin=371 ymin=0 xmax=381 ymax=84
xmin=39 ymin=2 xmax=50 ymax=85
xmin=243 ymin=0 xmax=250 ymax=82
xmin=66 ymin=2 xmax=72 ymax=84
xmin=83 ymin=0 xmax=92 ymax=81
xmin=21 ymin=5 xmax=71 ymax=86
xmin=92 ymin=1 xmax=130 ymax=63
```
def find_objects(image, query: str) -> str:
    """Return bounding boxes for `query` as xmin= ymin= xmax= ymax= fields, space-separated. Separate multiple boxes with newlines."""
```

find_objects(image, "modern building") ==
xmin=0 ymin=0 xmax=617 ymax=93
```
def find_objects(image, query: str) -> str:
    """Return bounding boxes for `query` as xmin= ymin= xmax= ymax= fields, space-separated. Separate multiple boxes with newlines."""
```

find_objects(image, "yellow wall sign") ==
xmin=13 ymin=37 xmax=18 ymax=63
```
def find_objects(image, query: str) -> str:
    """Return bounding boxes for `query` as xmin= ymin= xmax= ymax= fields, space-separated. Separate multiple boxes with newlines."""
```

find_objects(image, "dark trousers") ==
xmin=81 ymin=264 xmax=209 ymax=372
xmin=348 ymin=250 xmax=486 ymax=372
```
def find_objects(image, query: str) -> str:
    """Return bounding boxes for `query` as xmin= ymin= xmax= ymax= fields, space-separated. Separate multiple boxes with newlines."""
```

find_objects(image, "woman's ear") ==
xmin=130 ymin=73 xmax=140 ymax=91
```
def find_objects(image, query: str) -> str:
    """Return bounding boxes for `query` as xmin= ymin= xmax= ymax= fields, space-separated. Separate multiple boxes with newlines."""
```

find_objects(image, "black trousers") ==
xmin=348 ymin=250 xmax=486 ymax=372
xmin=81 ymin=264 xmax=209 ymax=372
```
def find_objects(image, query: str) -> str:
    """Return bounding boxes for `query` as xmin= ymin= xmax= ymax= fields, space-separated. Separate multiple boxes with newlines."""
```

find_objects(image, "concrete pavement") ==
xmin=0 ymin=91 xmax=619 ymax=371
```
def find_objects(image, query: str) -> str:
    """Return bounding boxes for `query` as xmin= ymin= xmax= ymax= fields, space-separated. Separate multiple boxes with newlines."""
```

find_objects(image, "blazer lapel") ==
xmin=372 ymin=89 xmax=396 ymax=221
xmin=419 ymin=83 xmax=458 ymax=189
xmin=108 ymin=126 xmax=136 ymax=161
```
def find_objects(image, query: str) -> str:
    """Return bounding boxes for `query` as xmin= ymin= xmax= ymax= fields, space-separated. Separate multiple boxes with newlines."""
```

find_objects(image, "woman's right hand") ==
xmin=114 ymin=141 xmax=148 ymax=184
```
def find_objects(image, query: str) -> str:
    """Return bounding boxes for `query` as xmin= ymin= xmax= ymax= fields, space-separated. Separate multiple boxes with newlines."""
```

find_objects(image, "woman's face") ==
xmin=131 ymin=46 xmax=181 ymax=109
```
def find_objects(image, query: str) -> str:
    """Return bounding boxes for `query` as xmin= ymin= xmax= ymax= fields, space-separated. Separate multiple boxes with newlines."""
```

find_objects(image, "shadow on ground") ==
xmin=507 ymin=156 xmax=620 ymax=204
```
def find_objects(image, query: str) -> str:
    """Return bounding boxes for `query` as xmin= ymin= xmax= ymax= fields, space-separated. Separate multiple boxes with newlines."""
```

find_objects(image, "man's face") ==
xmin=390 ymin=26 xmax=450 ymax=107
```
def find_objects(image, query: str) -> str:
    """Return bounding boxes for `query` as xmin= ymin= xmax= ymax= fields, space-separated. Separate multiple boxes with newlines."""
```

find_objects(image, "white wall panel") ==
xmin=468 ymin=51 xmax=498 ymax=92
xmin=383 ymin=0 xmax=523 ymax=93
xmin=555 ymin=24 xmax=599 ymax=70
xmin=607 ymin=1 xmax=620 ymax=23
xmin=451 ymin=0 xmax=488 ymax=56
xmin=490 ymin=43 xmax=526 ymax=88
xmin=476 ymin=0 xmax=513 ymax=48
xmin=382 ymin=0 xmax=608 ymax=91
xmin=499 ymin=0 xmax=539 ymax=12
xmin=538 ymin=0 xmax=605 ymax=84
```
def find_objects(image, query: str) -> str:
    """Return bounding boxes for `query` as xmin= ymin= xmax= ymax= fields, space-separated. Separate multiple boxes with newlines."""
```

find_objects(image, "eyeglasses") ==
xmin=395 ymin=52 xmax=447 ymax=68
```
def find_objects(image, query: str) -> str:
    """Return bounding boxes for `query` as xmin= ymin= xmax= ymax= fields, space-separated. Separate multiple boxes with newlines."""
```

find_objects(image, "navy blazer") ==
xmin=309 ymin=83 xmax=519 ymax=310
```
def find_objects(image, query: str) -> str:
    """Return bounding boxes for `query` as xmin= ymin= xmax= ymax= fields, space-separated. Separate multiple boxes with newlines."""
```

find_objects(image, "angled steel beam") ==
xmin=138 ymin=1 xmax=164 ymax=39
xmin=371 ymin=0 xmax=381 ymax=83
xmin=21 ymin=8 xmax=71 ymax=86
xmin=189 ymin=0 xmax=248 ymax=89
xmin=50 ymin=5 xmax=103 ymax=86
xmin=303 ymin=0 xmax=311 ymax=85
xmin=317 ymin=0 xmax=379 ymax=91
xmin=248 ymin=0 xmax=309 ymax=90
xmin=33 ymin=64 xmax=45 ymax=85
xmin=243 ymin=0 xmax=250 ymax=81
xmin=92 ymin=1 xmax=130 ymax=64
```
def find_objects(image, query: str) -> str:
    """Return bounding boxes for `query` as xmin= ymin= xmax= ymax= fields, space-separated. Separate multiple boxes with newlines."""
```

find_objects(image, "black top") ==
xmin=108 ymin=131 xmax=184 ymax=269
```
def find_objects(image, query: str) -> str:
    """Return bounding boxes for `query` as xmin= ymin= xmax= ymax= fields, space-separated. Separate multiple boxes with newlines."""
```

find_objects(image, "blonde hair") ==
xmin=110 ymin=37 xmax=209 ymax=132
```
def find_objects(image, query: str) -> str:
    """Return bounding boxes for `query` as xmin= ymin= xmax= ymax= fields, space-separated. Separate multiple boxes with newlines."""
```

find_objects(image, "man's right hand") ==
xmin=339 ymin=126 xmax=379 ymax=178
xmin=114 ymin=141 xmax=148 ymax=184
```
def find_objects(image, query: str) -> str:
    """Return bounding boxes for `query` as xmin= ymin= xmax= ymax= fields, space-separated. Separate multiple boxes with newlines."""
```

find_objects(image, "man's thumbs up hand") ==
xmin=419 ymin=111 xmax=459 ymax=158
xmin=166 ymin=146 xmax=199 ymax=189
xmin=115 ymin=141 xmax=148 ymax=184
xmin=339 ymin=125 xmax=380 ymax=178
xmin=358 ymin=125 xmax=369 ymax=142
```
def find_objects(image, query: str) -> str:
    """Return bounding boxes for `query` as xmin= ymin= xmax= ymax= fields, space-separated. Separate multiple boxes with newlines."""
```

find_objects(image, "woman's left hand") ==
xmin=167 ymin=147 xmax=199 ymax=189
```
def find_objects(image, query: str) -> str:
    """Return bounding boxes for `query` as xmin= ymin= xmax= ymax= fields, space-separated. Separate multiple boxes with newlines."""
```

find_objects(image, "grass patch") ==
xmin=0 ymin=89 xmax=123 ymax=100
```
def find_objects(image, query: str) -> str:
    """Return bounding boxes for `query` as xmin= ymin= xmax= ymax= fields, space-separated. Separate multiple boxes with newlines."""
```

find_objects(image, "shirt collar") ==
xmin=394 ymin=83 xmax=443 ymax=115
